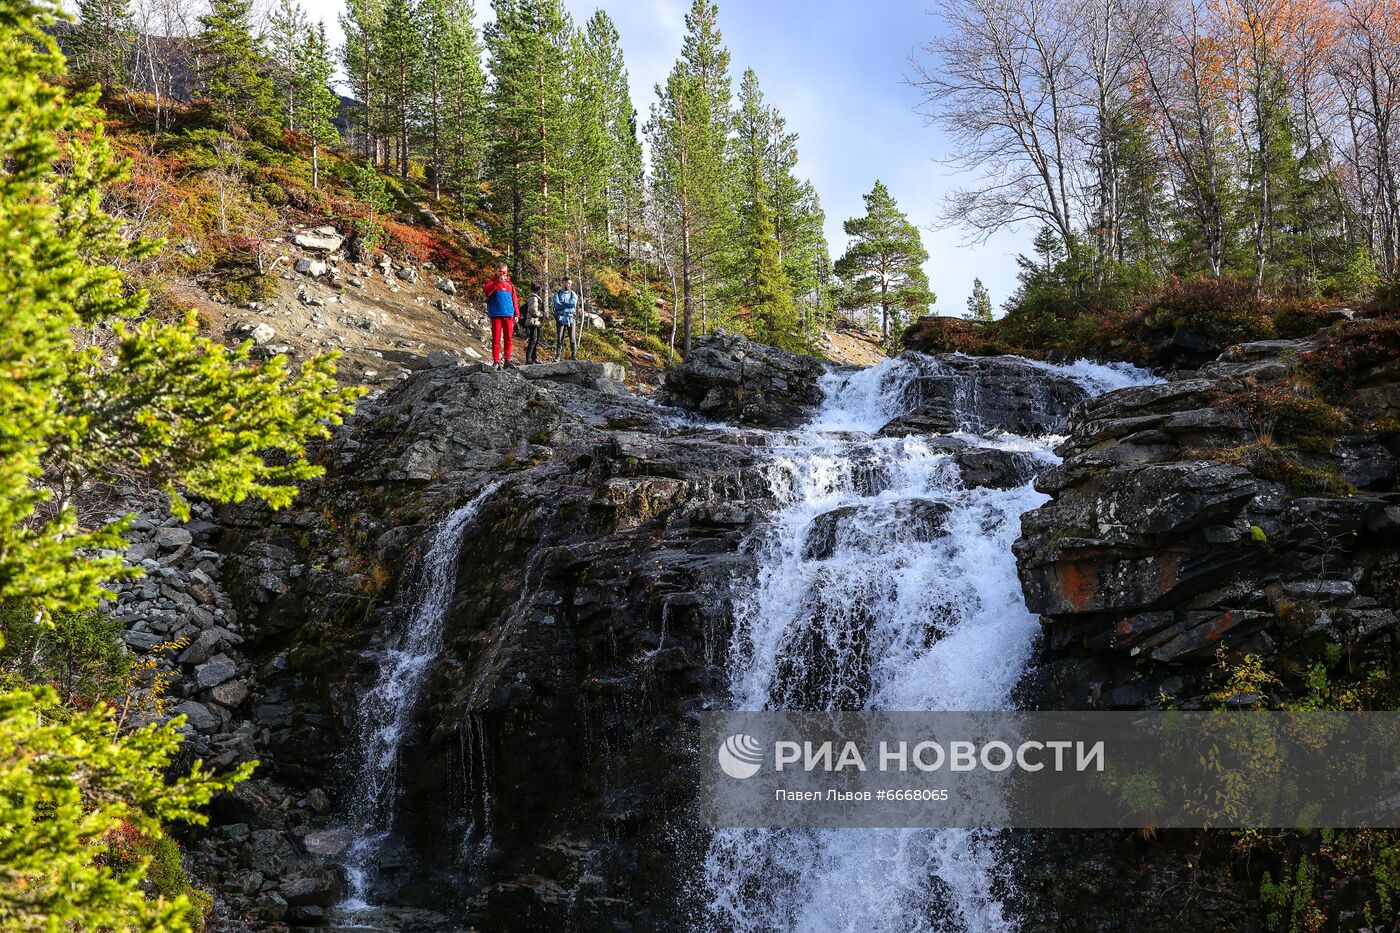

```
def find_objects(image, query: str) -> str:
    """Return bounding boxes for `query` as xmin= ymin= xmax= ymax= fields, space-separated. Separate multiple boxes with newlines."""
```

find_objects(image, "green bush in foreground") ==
xmin=0 ymin=2 xmax=355 ymax=927
xmin=0 ymin=686 xmax=252 ymax=931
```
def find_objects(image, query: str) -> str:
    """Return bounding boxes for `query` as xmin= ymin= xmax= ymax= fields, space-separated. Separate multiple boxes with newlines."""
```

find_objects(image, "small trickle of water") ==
xmin=704 ymin=354 xmax=1156 ymax=932
xmin=340 ymin=482 xmax=501 ymax=910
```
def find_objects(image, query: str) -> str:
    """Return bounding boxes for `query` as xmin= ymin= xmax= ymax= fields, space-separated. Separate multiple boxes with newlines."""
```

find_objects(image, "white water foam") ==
xmin=704 ymin=354 xmax=1156 ymax=932
xmin=341 ymin=482 xmax=502 ymax=910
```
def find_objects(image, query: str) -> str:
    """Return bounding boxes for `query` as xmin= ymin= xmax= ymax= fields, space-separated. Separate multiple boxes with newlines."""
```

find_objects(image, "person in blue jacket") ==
xmin=483 ymin=262 xmax=519 ymax=369
xmin=552 ymin=277 xmax=580 ymax=362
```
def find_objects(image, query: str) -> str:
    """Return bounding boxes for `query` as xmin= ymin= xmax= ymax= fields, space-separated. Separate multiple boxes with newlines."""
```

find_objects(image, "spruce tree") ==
xmin=340 ymin=0 xmax=386 ymax=160
xmin=70 ymin=0 xmax=133 ymax=96
xmin=730 ymin=69 xmax=798 ymax=349
xmin=378 ymin=0 xmax=423 ymax=177
xmin=0 ymin=4 xmax=356 ymax=923
xmin=299 ymin=21 xmax=340 ymax=189
xmin=834 ymin=180 xmax=934 ymax=340
xmin=266 ymin=0 xmax=309 ymax=130
xmin=196 ymin=0 xmax=278 ymax=135
xmin=440 ymin=0 xmax=487 ymax=212
xmin=966 ymin=277 xmax=993 ymax=321
xmin=579 ymin=10 xmax=641 ymax=258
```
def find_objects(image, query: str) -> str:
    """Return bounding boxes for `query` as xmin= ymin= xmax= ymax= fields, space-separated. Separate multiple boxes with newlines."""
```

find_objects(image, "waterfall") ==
xmin=341 ymin=482 xmax=501 ymax=910
xmin=704 ymin=355 xmax=1155 ymax=932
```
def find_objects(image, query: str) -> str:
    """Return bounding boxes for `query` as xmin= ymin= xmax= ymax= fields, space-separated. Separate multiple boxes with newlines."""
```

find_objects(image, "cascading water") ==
xmin=704 ymin=355 xmax=1154 ymax=932
xmin=340 ymin=482 xmax=501 ymax=910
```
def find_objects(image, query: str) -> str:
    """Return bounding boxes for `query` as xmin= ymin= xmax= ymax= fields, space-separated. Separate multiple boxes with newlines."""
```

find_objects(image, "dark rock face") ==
xmin=876 ymin=355 xmax=1090 ymax=438
xmin=658 ymin=331 xmax=830 ymax=427
xmin=1008 ymin=336 xmax=1400 ymax=931
xmin=219 ymin=359 xmax=776 ymax=927
xmin=1015 ymin=341 xmax=1400 ymax=708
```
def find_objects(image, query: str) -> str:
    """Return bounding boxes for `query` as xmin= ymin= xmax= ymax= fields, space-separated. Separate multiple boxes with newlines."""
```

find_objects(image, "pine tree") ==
xmin=966 ymin=277 xmax=993 ymax=321
xmin=340 ymin=0 xmax=386 ymax=160
xmin=834 ymin=180 xmax=934 ymax=340
xmin=647 ymin=0 xmax=734 ymax=354
xmin=487 ymin=0 xmax=573 ymax=280
xmin=440 ymin=0 xmax=487 ymax=212
xmin=70 ymin=0 xmax=134 ymax=96
xmin=299 ymin=21 xmax=340 ymax=189
xmin=378 ymin=0 xmax=423 ymax=177
xmin=266 ymin=0 xmax=309 ymax=130
xmin=578 ymin=10 xmax=641 ymax=259
xmin=196 ymin=0 xmax=278 ymax=135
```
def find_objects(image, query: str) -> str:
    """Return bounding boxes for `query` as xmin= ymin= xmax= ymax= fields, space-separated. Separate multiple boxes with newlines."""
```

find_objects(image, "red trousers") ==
xmin=491 ymin=316 xmax=514 ymax=364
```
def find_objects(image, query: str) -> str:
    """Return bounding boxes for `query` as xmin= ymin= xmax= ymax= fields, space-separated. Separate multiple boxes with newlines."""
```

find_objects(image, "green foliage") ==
xmin=0 ymin=686 xmax=253 ymax=931
xmin=579 ymin=328 xmax=628 ymax=366
xmin=1259 ymin=859 xmax=1324 ymax=933
xmin=74 ymin=311 xmax=363 ymax=515
xmin=834 ymin=180 xmax=934 ymax=343
xmin=487 ymin=0 xmax=574 ymax=277
xmin=0 ymin=0 xmax=151 ymax=615
xmin=965 ymin=277 xmax=993 ymax=322
xmin=196 ymin=0 xmax=278 ymax=135
xmin=69 ymin=0 xmax=134 ymax=95
xmin=647 ymin=0 xmax=735 ymax=352
xmin=1213 ymin=440 xmax=1356 ymax=498
xmin=1224 ymin=385 xmax=1351 ymax=446
xmin=349 ymin=161 xmax=393 ymax=251
xmin=730 ymin=69 xmax=800 ymax=351
xmin=0 ymin=601 xmax=131 ymax=706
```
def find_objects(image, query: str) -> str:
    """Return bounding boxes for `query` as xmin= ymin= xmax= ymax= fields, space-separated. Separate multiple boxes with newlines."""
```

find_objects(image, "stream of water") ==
xmin=703 ymin=355 xmax=1154 ymax=932
xmin=340 ymin=481 xmax=501 ymax=911
xmin=327 ymin=352 xmax=1153 ymax=930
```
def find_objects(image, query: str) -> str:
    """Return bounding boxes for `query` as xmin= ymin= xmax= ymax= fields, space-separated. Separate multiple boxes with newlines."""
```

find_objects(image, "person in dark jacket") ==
xmin=552 ymin=277 xmax=580 ymax=362
xmin=483 ymin=263 xmax=519 ymax=369
xmin=522 ymin=283 xmax=545 ymax=364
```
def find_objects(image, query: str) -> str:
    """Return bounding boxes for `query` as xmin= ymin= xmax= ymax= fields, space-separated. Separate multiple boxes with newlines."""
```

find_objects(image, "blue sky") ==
xmin=301 ymin=0 xmax=1032 ymax=314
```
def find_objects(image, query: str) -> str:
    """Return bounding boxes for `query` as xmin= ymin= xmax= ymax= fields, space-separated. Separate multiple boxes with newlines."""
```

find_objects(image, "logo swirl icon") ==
xmin=718 ymin=733 xmax=764 ymax=779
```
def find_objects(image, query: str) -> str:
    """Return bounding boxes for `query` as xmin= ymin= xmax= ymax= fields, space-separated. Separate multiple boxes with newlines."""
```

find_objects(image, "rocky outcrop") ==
xmin=879 ymin=355 xmax=1091 ymax=437
xmin=658 ymin=331 xmax=829 ymax=427
xmin=217 ymin=358 xmax=777 ymax=926
xmin=1015 ymin=337 xmax=1400 ymax=709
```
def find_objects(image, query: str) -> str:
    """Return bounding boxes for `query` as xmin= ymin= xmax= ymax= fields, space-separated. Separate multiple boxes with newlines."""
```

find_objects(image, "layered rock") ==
xmin=1015 ymin=337 xmax=1400 ymax=709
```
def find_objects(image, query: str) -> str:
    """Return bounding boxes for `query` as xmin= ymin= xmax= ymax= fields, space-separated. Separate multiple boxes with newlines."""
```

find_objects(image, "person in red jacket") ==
xmin=483 ymin=263 xmax=519 ymax=369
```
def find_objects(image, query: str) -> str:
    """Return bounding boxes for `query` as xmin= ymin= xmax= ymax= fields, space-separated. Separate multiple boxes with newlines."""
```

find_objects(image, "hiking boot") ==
xmin=504 ymin=361 xmax=517 ymax=370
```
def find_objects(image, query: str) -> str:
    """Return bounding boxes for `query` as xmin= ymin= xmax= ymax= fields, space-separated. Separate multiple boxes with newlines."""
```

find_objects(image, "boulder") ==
xmin=178 ymin=629 xmax=224 ymax=665
xmin=232 ymin=322 xmax=276 ymax=346
xmin=427 ymin=350 xmax=459 ymax=369
xmin=255 ymin=891 xmax=288 ymax=921
xmin=293 ymin=258 xmax=328 ymax=277
xmin=292 ymin=227 xmax=344 ymax=252
xmin=435 ymin=277 xmax=457 ymax=295
xmin=195 ymin=654 xmax=237 ymax=689
xmin=659 ymin=331 xmax=829 ymax=428
xmin=155 ymin=526 xmax=193 ymax=549
xmin=172 ymin=700 xmax=220 ymax=734
xmin=280 ymin=872 xmax=340 ymax=907
xmin=210 ymin=678 xmax=249 ymax=707
xmin=398 ymin=266 xmax=418 ymax=284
